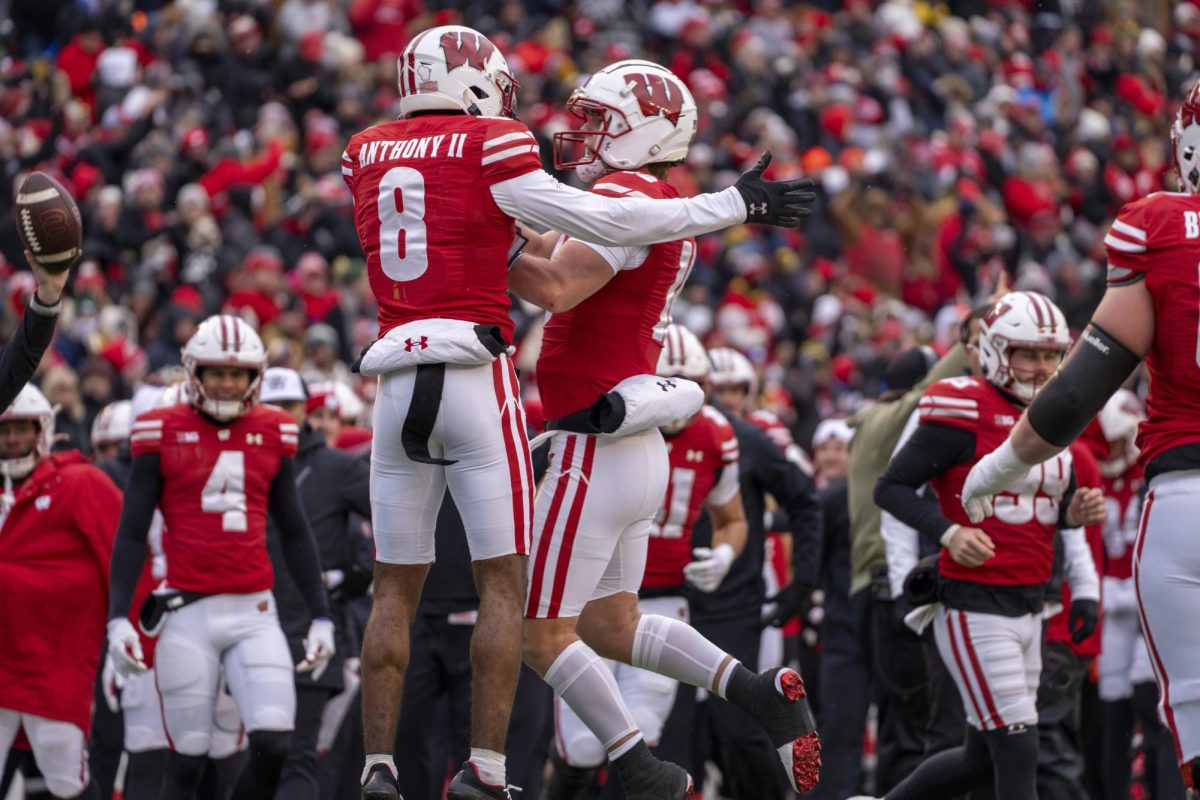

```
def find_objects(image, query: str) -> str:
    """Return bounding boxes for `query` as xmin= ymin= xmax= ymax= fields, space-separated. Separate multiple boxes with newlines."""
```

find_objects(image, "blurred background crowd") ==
xmin=0 ymin=0 xmax=1188 ymax=451
xmin=0 ymin=0 xmax=1193 ymax=797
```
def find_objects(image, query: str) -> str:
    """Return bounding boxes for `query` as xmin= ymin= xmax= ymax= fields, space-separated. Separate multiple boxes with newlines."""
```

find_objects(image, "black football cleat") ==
xmin=611 ymin=741 xmax=692 ymax=800
xmin=361 ymin=763 xmax=402 ymax=800
xmin=731 ymin=667 xmax=821 ymax=793
xmin=446 ymin=761 xmax=520 ymax=800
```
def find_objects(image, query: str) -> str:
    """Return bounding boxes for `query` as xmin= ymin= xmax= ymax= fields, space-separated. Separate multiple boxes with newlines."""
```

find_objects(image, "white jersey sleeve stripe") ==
xmin=481 ymin=144 xmax=539 ymax=166
xmin=918 ymin=396 xmax=978 ymax=409
xmin=131 ymin=431 xmax=163 ymax=442
xmin=1103 ymin=233 xmax=1147 ymax=253
xmin=918 ymin=407 xmax=979 ymax=420
xmin=132 ymin=420 xmax=164 ymax=430
xmin=1110 ymin=219 xmax=1147 ymax=241
xmin=483 ymin=131 xmax=537 ymax=151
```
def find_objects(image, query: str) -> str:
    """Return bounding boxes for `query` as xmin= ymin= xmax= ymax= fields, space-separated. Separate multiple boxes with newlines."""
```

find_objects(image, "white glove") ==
xmin=961 ymin=439 xmax=1032 ymax=524
xmin=683 ymin=544 xmax=736 ymax=593
xmin=100 ymin=654 xmax=125 ymax=713
xmin=106 ymin=618 xmax=147 ymax=679
xmin=297 ymin=618 xmax=336 ymax=681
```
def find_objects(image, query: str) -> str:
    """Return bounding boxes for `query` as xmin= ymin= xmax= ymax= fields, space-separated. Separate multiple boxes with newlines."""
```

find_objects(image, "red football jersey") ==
xmin=342 ymin=115 xmax=542 ymax=341
xmin=644 ymin=406 xmax=740 ymax=589
xmin=537 ymin=171 xmax=696 ymax=420
xmin=130 ymin=403 xmax=299 ymax=595
xmin=1104 ymin=192 xmax=1200 ymax=468
xmin=920 ymin=376 xmax=1074 ymax=586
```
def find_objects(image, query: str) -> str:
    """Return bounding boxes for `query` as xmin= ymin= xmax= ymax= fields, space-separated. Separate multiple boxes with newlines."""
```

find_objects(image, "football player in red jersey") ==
xmin=105 ymin=315 xmax=335 ymax=800
xmin=345 ymin=26 xmax=817 ymax=800
xmin=506 ymin=61 xmax=820 ymax=800
xmin=0 ymin=386 xmax=121 ymax=799
xmin=870 ymin=292 xmax=1106 ymax=800
xmin=961 ymin=82 xmax=1200 ymax=796
xmin=547 ymin=324 xmax=746 ymax=799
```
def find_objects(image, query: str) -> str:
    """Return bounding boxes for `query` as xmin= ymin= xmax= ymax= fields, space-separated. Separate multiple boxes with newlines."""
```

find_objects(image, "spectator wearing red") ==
xmin=348 ymin=0 xmax=423 ymax=61
xmin=57 ymin=19 xmax=105 ymax=114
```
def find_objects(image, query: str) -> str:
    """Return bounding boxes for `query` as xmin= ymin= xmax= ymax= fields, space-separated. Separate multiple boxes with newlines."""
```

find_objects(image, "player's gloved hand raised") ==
xmin=106 ymin=617 xmax=147 ymax=679
xmin=683 ymin=544 xmax=736 ymax=593
xmin=733 ymin=152 xmax=817 ymax=227
xmin=1068 ymin=599 xmax=1099 ymax=643
xmin=297 ymin=617 xmax=336 ymax=681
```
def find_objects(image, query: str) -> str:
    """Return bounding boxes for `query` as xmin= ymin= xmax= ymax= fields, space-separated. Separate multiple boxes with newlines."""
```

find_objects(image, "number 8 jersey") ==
xmin=341 ymin=115 xmax=543 ymax=342
xmin=130 ymin=402 xmax=299 ymax=595
xmin=919 ymin=376 xmax=1073 ymax=586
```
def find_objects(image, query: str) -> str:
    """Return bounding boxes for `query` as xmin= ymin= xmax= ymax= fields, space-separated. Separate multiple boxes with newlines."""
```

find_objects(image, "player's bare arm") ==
xmin=682 ymin=492 xmax=748 ymax=594
xmin=508 ymin=239 xmax=615 ymax=313
xmin=708 ymin=493 xmax=748 ymax=558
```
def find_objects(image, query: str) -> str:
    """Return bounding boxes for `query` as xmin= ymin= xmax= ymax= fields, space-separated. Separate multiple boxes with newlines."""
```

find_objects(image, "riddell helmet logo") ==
xmin=440 ymin=31 xmax=494 ymax=71
xmin=628 ymin=73 xmax=684 ymax=125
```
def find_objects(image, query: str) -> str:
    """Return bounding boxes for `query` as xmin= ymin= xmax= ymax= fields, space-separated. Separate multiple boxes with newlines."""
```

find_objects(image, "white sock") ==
xmin=469 ymin=748 xmax=506 ymax=786
xmin=631 ymin=613 xmax=738 ymax=696
xmin=544 ymin=640 xmax=641 ymax=756
xmin=362 ymin=754 xmax=397 ymax=784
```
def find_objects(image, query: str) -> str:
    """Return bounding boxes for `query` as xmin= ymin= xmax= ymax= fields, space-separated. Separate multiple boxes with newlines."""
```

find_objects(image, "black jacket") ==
xmin=267 ymin=425 xmax=373 ymax=690
xmin=0 ymin=300 xmax=58 ymax=415
xmin=690 ymin=412 xmax=824 ymax=623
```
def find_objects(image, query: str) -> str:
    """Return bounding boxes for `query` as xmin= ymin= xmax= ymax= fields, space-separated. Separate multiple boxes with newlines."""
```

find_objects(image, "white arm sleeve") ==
xmin=706 ymin=462 xmax=741 ymax=508
xmin=882 ymin=409 xmax=924 ymax=599
xmin=491 ymin=169 xmax=747 ymax=247
xmin=1060 ymin=527 xmax=1100 ymax=602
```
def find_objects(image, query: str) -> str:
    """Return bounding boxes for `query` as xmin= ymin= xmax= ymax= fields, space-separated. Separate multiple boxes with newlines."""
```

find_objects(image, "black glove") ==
xmin=733 ymin=152 xmax=817 ymax=227
xmin=762 ymin=582 xmax=819 ymax=628
xmin=1068 ymin=598 xmax=1099 ymax=644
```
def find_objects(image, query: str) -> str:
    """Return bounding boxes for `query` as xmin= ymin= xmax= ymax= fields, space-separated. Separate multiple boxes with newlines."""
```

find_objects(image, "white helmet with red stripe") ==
xmin=1172 ymin=80 xmax=1200 ymax=193
xmin=0 ymin=385 xmax=55 ymax=481
xmin=398 ymin=25 xmax=517 ymax=119
xmin=656 ymin=323 xmax=709 ymax=381
xmin=977 ymin=291 xmax=1071 ymax=403
xmin=91 ymin=400 xmax=132 ymax=449
xmin=554 ymin=60 xmax=698 ymax=181
xmin=182 ymin=315 xmax=266 ymax=421
xmin=707 ymin=347 xmax=757 ymax=395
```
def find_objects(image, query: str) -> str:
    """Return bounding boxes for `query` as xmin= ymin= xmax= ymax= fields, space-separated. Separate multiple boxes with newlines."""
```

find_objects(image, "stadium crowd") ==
xmin=0 ymin=0 xmax=1195 ymax=797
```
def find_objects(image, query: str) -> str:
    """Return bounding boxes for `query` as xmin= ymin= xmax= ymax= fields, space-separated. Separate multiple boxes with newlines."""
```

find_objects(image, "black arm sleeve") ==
xmin=108 ymin=453 xmax=163 ymax=621
xmin=756 ymin=433 xmax=824 ymax=589
xmin=875 ymin=424 xmax=977 ymax=540
xmin=1057 ymin=471 xmax=1079 ymax=529
xmin=0 ymin=302 xmax=58 ymax=414
xmin=269 ymin=457 xmax=333 ymax=620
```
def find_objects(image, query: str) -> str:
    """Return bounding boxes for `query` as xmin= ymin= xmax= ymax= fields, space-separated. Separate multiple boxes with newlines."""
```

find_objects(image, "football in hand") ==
xmin=14 ymin=172 xmax=83 ymax=274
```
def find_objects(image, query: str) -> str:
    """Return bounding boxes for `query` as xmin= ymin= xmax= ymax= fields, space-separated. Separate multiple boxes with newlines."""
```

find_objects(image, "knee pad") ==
xmin=246 ymin=729 xmax=292 ymax=762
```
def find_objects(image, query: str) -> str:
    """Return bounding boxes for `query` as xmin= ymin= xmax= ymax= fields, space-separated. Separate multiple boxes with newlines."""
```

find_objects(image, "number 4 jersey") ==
xmin=130 ymin=403 xmax=299 ymax=595
xmin=919 ymin=376 xmax=1073 ymax=586
xmin=342 ymin=115 xmax=542 ymax=342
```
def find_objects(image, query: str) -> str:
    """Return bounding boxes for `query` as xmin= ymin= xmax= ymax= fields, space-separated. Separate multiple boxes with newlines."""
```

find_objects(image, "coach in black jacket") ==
xmin=664 ymin=409 xmax=823 ymax=799
xmin=261 ymin=368 xmax=373 ymax=800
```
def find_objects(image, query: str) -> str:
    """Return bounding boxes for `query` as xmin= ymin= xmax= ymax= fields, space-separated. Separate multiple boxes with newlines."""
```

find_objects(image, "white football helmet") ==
xmin=554 ymin=60 xmax=698 ymax=181
xmin=91 ymin=400 xmax=133 ymax=449
xmin=657 ymin=323 xmax=710 ymax=381
xmin=398 ymin=25 xmax=517 ymax=119
xmin=182 ymin=315 xmax=267 ymax=421
xmin=708 ymin=347 xmax=757 ymax=394
xmin=0 ymin=385 xmax=55 ymax=481
xmin=977 ymin=291 xmax=1071 ymax=403
xmin=1172 ymin=80 xmax=1200 ymax=193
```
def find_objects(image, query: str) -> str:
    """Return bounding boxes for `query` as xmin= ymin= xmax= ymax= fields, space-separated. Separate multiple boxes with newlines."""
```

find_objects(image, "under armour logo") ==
xmin=748 ymin=202 xmax=767 ymax=216
xmin=657 ymin=379 xmax=677 ymax=392
xmin=405 ymin=337 xmax=429 ymax=352
xmin=246 ymin=433 xmax=263 ymax=446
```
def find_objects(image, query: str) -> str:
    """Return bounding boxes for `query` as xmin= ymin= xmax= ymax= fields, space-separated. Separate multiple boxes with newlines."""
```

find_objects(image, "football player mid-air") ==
xmin=342 ymin=25 xmax=816 ymax=800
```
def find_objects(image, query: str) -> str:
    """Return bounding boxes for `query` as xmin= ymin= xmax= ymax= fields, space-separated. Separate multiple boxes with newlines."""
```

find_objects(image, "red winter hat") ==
xmin=1116 ymin=74 xmax=1165 ymax=117
xmin=820 ymin=104 xmax=853 ymax=142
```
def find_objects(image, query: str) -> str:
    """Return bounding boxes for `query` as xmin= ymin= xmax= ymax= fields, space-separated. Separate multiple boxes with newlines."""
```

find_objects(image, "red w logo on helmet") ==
xmin=627 ymin=73 xmax=683 ymax=126
xmin=441 ymin=31 xmax=495 ymax=71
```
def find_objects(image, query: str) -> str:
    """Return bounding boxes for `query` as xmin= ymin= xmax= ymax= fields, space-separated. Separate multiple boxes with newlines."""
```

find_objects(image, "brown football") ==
xmin=14 ymin=172 xmax=83 ymax=274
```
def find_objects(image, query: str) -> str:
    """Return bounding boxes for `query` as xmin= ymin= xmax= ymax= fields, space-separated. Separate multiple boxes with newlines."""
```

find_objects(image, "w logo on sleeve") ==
xmin=627 ymin=73 xmax=684 ymax=125
xmin=440 ymin=30 xmax=495 ymax=71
